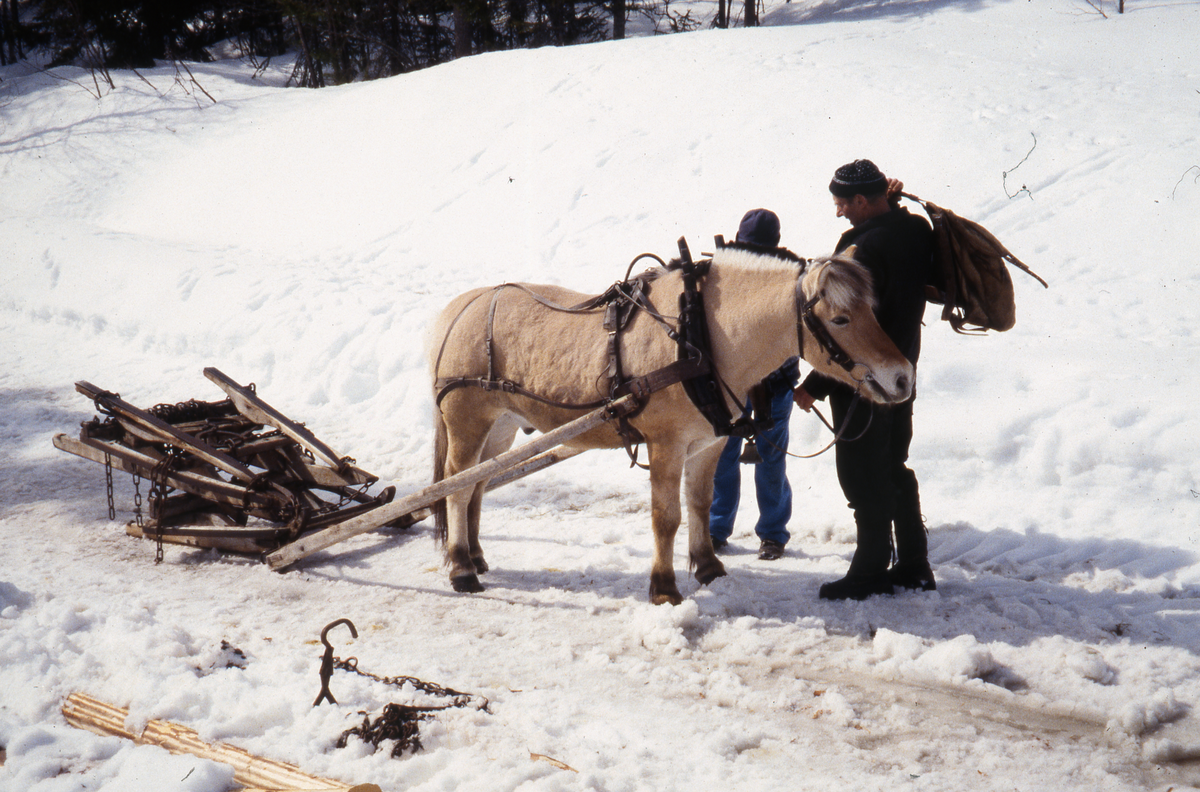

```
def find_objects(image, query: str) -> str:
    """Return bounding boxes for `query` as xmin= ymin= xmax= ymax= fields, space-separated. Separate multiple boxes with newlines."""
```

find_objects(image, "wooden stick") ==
xmin=265 ymin=395 xmax=637 ymax=571
xmin=205 ymin=367 xmax=360 ymax=477
xmin=484 ymin=444 xmax=586 ymax=490
xmin=62 ymin=693 xmax=357 ymax=791
xmin=75 ymin=381 xmax=258 ymax=483
xmin=53 ymin=433 xmax=273 ymax=510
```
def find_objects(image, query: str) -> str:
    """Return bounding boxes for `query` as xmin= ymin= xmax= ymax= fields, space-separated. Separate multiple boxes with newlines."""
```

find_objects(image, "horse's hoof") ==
xmin=472 ymin=556 xmax=489 ymax=574
xmin=695 ymin=563 xmax=727 ymax=586
xmin=451 ymin=574 xmax=485 ymax=593
xmin=649 ymin=584 xmax=684 ymax=606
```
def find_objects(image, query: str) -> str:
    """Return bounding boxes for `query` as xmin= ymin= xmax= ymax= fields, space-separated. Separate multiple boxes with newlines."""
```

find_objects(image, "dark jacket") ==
xmin=802 ymin=206 xmax=932 ymax=400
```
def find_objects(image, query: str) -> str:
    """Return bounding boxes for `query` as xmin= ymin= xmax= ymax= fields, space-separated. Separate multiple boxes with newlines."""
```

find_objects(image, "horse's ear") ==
xmin=841 ymin=244 xmax=858 ymax=261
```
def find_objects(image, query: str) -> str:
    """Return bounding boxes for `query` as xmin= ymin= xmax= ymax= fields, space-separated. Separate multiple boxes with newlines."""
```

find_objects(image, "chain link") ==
xmin=148 ymin=450 xmax=180 ymax=565
xmin=104 ymin=453 xmax=116 ymax=520
xmin=333 ymin=656 xmax=489 ymax=712
xmin=332 ymin=656 xmax=489 ymax=758
xmin=132 ymin=472 xmax=143 ymax=528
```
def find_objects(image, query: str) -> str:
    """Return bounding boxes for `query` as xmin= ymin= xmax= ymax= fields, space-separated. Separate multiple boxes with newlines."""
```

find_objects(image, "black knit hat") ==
xmin=736 ymin=208 xmax=781 ymax=248
xmin=829 ymin=159 xmax=888 ymax=198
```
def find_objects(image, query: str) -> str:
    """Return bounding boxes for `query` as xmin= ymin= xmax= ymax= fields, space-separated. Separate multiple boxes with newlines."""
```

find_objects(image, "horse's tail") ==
xmin=431 ymin=405 xmax=449 ymax=546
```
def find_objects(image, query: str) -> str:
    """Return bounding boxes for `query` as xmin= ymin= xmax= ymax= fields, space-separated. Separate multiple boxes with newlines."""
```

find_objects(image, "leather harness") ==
xmin=432 ymin=238 xmax=862 ymax=460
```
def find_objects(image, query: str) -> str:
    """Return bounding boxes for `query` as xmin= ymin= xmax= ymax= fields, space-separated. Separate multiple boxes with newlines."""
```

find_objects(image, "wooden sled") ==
xmin=54 ymin=368 xmax=397 ymax=556
xmin=54 ymin=367 xmax=602 ymax=566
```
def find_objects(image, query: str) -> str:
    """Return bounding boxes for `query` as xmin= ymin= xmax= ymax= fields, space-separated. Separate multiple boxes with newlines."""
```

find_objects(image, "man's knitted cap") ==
xmin=736 ymin=208 xmax=781 ymax=248
xmin=829 ymin=159 xmax=888 ymax=198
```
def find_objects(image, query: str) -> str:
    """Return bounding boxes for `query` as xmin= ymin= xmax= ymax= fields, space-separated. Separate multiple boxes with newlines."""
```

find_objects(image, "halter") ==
xmin=794 ymin=263 xmax=861 ymax=377
xmin=788 ymin=257 xmax=876 ymax=457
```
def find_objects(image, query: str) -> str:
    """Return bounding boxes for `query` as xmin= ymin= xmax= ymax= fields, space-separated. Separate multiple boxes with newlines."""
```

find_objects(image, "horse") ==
xmin=427 ymin=244 xmax=914 ymax=605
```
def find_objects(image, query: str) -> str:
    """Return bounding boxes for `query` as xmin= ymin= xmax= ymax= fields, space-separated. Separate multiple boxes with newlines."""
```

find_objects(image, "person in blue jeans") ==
xmin=708 ymin=208 xmax=798 ymax=561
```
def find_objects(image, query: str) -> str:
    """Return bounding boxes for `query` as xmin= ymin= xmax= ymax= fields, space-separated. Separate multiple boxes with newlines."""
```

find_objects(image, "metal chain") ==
xmin=331 ymin=656 xmax=489 ymax=758
xmin=104 ymin=453 xmax=116 ymax=520
xmin=132 ymin=472 xmax=143 ymax=528
xmin=333 ymin=656 xmax=489 ymax=712
xmin=148 ymin=451 xmax=180 ymax=564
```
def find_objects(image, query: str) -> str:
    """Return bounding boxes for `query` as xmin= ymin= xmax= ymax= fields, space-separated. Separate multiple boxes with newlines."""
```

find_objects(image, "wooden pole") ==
xmin=265 ymin=395 xmax=638 ymax=571
xmin=204 ymin=367 xmax=360 ymax=477
xmin=61 ymin=693 xmax=371 ymax=792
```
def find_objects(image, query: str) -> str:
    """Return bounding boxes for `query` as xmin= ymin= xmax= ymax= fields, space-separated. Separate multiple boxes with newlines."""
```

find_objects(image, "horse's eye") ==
xmin=831 ymin=316 xmax=850 ymax=327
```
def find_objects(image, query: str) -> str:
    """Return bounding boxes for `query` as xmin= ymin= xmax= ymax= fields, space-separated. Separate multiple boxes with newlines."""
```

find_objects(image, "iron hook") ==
xmin=313 ymin=618 xmax=358 ymax=707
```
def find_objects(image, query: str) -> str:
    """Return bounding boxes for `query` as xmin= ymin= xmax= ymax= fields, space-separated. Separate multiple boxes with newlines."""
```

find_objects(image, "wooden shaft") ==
xmin=265 ymin=395 xmax=637 ymax=571
xmin=484 ymin=444 xmax=586 ymax=490
xmin=62 ymin=693 xmax=353 ymax=791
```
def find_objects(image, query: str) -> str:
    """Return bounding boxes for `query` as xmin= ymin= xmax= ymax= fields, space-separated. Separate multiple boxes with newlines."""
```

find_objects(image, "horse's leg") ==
xmin=647 ymin=443 xmax=685 ymax=605
xmin=684 ymin=440 xmax=727 ymax=586
xmin=465 ymin=484 xmax=487 ymax=574
xmin=441 ymin=410 xmax=496 ymax=593
xmin=466 ymin=414 xmax=523 ymax=575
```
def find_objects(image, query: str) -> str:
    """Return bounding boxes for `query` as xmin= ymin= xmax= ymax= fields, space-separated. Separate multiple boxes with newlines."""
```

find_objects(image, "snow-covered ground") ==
xmin=3 ymin=0 xmax=1200 ymax=789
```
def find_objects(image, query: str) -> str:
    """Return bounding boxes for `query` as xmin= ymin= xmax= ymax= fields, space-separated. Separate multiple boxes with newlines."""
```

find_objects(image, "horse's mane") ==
xmin=804 ymin=253 xmax=877 ymax=313
xmin=708 ymin=245 xmax=803 ymax=272
xmin=604 ymin=246 xmax=873 ymax=315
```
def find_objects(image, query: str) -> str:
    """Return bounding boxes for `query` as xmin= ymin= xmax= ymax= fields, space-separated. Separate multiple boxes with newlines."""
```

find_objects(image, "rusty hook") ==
xmin=313 ymin=618 xmax=358 ymax=707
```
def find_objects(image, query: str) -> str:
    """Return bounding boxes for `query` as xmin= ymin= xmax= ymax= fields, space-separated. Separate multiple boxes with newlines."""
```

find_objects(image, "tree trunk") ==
xmin=0 ymin=0 xmax=9 ymax=66
xmin=744 ymin=0 xmax=757 ymax=27
xmin=453 ymin=2 xmax=471 ymax=57
xmin=611 ymin=0 xmax=625 ymax=39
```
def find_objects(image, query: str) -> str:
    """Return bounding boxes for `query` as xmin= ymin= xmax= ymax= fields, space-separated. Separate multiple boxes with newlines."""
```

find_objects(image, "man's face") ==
xmin=833 ymin=194 xmax=870 ymax=226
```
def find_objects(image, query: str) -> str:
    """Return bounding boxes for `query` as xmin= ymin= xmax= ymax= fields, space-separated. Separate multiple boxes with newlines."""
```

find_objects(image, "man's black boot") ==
xmin=818 ymin=572 xmax=894 ymax=601
xmin=888 ymin=559 xmax=937 ymax=591
xmin=819 ymin=517 xmax=893 ymax=601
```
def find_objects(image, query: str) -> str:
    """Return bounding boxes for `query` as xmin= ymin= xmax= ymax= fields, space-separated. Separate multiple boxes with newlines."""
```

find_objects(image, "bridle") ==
xmin=787 ymin=258 xmax=876 ymax=457
xmin=794 ymin=259 xmax=869 ymax=382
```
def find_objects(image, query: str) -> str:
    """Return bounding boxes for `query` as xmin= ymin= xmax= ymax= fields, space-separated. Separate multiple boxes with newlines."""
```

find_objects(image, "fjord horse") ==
xmin=428 ymin=245 xmax=912 ymax=604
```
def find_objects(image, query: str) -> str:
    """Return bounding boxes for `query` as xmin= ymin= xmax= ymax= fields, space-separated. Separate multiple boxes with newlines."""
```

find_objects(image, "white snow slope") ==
xmin=3 ymin=0 xmax=1200 ymax=790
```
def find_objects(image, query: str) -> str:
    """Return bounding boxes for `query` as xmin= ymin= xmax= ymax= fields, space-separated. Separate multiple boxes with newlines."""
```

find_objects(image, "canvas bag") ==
xmin=902 ymin=193 xmax=1048 ymax=333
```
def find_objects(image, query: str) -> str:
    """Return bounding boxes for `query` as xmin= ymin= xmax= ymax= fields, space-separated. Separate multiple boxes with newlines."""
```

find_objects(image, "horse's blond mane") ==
xmin=708 ymin=246 xmax=801 ymax=273
xmin=804 ymin=253 xmax=877 ymax=313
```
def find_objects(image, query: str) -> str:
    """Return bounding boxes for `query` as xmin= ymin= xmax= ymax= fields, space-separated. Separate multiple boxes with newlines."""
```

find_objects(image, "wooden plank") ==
xmin=54 ymin=433 xmax=280 ymax=513
xmin=62 ymin=693 xmax=356 ymax=791
xmin=204 ymin=368 xmax=357 ymax=476
xmin=126 ymin=522 xmax=279 ymax=554
xmin=265 ymin=395 xmax=637 ymax=571
xmin=75 ymin=381 xmax=257 ymax=483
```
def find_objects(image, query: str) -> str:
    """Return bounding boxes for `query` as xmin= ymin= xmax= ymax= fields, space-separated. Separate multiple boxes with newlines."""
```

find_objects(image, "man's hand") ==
xmin=793 ymin=386 xmax=816 ymax=412
xmin=886 ymin=178 xmax=904 ymax=200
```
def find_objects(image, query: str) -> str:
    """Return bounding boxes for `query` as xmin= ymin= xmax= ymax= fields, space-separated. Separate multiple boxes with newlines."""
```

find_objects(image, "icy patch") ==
xmin=1109 ymin=688 xmax=1186 ymax=736
xmin=0 ymin=581 xmax=34 ymax=618
xmin=627 ymin=600 xmax=703 ymax=654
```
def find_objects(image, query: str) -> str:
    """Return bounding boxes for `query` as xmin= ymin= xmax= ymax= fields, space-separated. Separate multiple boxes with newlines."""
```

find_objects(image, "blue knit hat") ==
xmin=829 ymin=159 xmax=888 ymax=198
xmin=736 ymin=208 xmax=781 ymax=248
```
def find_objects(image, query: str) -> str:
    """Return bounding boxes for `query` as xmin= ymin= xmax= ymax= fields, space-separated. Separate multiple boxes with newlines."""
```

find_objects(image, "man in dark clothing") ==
xmin=794 ymin=159 xmax=937 ymax=601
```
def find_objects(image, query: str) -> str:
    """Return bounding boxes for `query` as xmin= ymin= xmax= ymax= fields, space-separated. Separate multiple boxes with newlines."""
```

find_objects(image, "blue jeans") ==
xmin=708 ymin=387 xmax=793 ymax=546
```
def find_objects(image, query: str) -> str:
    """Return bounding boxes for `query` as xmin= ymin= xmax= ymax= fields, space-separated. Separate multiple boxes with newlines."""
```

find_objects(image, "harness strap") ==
xmin=673 ymin=238 xmax=751 ymax=439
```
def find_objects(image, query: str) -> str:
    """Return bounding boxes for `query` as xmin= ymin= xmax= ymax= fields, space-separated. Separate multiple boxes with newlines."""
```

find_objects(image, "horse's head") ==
xmin=798 ymin=249 xmax=914 ymax=404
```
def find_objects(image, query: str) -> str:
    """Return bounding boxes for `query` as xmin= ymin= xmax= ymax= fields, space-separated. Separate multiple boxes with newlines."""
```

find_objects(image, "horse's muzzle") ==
xmin=865 ymin=370 xmax=913 ymax=404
